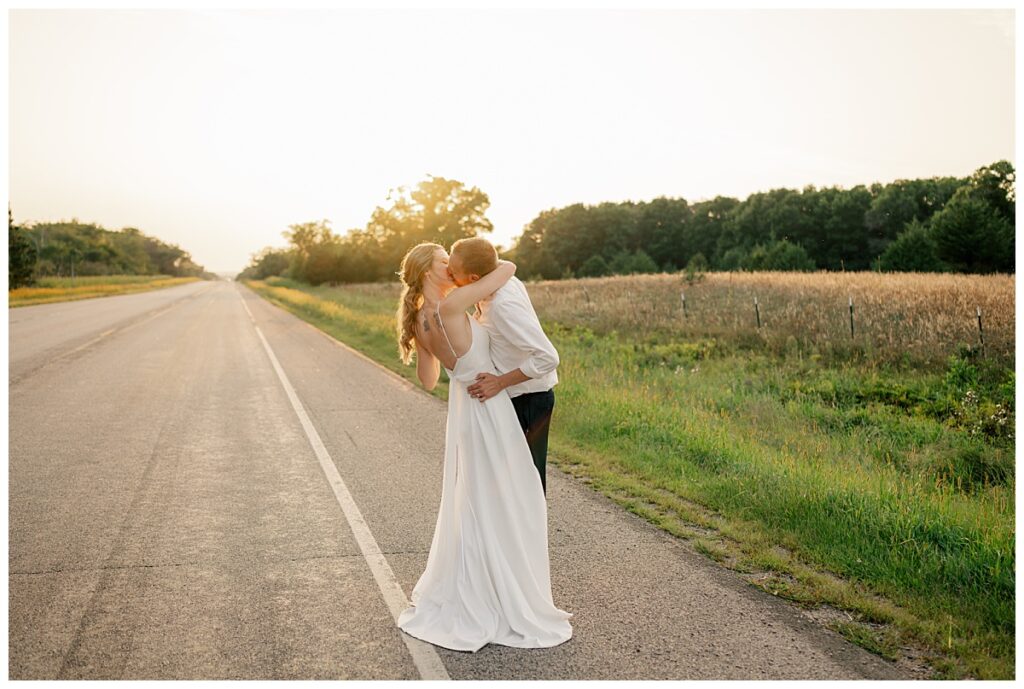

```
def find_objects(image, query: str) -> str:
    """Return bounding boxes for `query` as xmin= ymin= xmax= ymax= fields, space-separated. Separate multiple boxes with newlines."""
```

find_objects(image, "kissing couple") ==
xmin=393 ymin=236 xmax=573 ymax=652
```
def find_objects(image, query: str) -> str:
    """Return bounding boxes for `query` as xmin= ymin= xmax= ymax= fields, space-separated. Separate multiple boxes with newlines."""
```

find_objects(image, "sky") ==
xmin=8 ymin=7 xmax=1016 ymax=274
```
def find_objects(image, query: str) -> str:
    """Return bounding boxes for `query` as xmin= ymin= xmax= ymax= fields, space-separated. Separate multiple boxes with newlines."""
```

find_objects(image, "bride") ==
xmin=393 ymin=241 xmax=573 ymax=653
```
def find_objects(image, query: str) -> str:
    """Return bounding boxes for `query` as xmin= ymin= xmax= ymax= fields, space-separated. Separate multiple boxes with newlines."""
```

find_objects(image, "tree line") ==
xmin=238 ymin=160 xmax=1014 ymax=285
xmin=238 ymin=176 xmax=492 ymax=283
xmin=512 ymin=160 xmax=1014 ymax=279
xmin=7 ymin=209 xmax=214 ymax=288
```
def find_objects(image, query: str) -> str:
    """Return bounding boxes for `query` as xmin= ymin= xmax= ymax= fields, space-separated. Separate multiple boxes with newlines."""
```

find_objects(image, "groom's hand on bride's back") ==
xmin=467 ymin=372 xmax=504 ymax=402
xmin=468 ymin=368 xmax=532 ymax=402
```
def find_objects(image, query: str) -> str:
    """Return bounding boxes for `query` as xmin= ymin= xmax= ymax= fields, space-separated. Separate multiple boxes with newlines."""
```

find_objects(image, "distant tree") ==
xmin=743 ymin=244 xmax=770 ymax=271
xmin=8 ymin=207 xmax=36 ymax=288
xmin=608 ymin=250 xmax=632 ymax=275
xmin=238 ymin=246 xmax=292 ymax=280
xmin=19 ymin=220 xmax=214 ymax=278
xmin=689 ymin=195 xmax=740 ymax=265
xmin=578 ymin=254 xmax=610 ymax=277
xmin=684 ymin=251 xmax=708 ymax=283
xmin=743 ymin=239 xmax=815 ymax=271
xmin=630 ymin=249 xmax=659 ymax=274
xmin=283 ymin=219 xmax=333 ymax=279
xmin=819 ymin=185 xmax=873 ymax=270
xmin=929 ymin=193 xmax=1014 ymax=273
xmin=368 ymin=176 xmax=493 ymax=276
xmin=414 ymin=176 xmax=494 ymax=247
xmin=958 ymin=160 xmax=1015 ymax=225
xmin=878 ymin=219 xmax=948 ymax=272
xmin=304 ymin=238 xmax=344 ymax=286
xmin=609 ymin=249 xmax=658 ymax=275
xmin=717 ymin=246 xmax=747 ymax=271
xmin=686 ymin=252 xmax=709 ymax=271
xmin=540 ymin=203 xmax=637 ymax=273
xmin=510 ymin=208 xmax=562 ymax=280
xmin=635 ymin=196 xmax=692 ymax=267
xmin=863 ymin=176 xmax=965 ymax=253
xmin=337 ymin=228 xmax=385 ymax=283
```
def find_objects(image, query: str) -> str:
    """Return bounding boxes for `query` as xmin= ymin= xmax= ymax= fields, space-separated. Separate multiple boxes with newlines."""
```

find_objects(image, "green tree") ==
xmin=878 ymin=219 xmax=948 ymax=272
xmin=958 ymin=160 xmax=1015 ymax=225
xmin=609 ymin=249 xmax=658 ymax=275
xmin=742 ymin=239 xmax=815 ymax=271
xmin=19 ymin=221 xmax=210 ymax=278
xmin=238 ymin=246 xmax=292 ymax=280
xmin=820 ymin=185 xmax=873 ymax=270
xmin=929 ymin=193 xmax=1013 ymax=273
xmin=541 ymin=203 xmax=638 ymax=273
xmin=368 ymin=176 xmax=492 ymax=276
xmin=578 ymin=254 xmax=610 ymax=277
xmin=717 ymin=246 xmax=747 ymax=271
xmin=304 ymin=239 xmax=345 ymax=286
xmin=686 ymin=252 xmax=708 ymax=271
xmin=608 ymin=250 xmax=633 ymax=275
xmin=283 ymin=219 xmax=334 ymax=281
xmin=636 ymin=196 xmax=692 ymax=267
xmin=414 ymin=175 xmax=494 ymax=247
xmin=510 ymin=209 xmax=561 ymax=280
xmin=864 ymin=176 xmax=964 ymax=243
xmin=630 ymin=249 xmax=659 ymax=274
xmin=8 ymin=207 xmax=37 ymax=288
xmin=689 ymin=195 xmax=740 ymax=265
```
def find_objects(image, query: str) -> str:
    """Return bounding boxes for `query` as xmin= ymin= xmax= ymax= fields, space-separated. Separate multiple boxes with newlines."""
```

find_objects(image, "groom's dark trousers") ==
xmin=510 ymin=389 xmax=555 ymax=496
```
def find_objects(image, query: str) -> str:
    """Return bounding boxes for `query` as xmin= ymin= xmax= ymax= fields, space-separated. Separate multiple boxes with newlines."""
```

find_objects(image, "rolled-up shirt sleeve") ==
xmin=489 ymin=297 xmax=559 ymax=379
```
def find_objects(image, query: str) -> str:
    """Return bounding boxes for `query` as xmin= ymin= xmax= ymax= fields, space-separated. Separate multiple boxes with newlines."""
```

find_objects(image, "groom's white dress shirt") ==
xmin=476 ymin=276 xmax=559 ymax=398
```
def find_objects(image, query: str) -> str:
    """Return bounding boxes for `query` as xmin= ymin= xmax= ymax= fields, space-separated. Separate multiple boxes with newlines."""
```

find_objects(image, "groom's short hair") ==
xmin=451 ymin=236 xmax=498 ymax=277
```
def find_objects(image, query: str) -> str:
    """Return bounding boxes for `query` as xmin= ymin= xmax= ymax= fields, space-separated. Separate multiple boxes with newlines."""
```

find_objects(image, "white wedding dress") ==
xmin=396 ymin=308 xmax=573 ymax=652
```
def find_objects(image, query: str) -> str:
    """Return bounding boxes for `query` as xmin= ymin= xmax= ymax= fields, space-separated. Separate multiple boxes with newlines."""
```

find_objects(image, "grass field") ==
xmin=8 ymin=275 xmax=203 ymax=307
xmin=244 ymin=271 xmax=1014 ymax=680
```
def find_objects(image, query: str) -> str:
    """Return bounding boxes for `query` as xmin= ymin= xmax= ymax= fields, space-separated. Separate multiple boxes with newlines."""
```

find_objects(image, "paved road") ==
xmin=8 ymin=279 xmax=915 ymax=679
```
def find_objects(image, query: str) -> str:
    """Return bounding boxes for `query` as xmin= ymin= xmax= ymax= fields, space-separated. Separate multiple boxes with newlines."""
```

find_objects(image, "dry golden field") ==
xmin=8 ymin=275 xmax=202 ymax=307
xmin=329 ymin=270 xmax=1015 ymax=367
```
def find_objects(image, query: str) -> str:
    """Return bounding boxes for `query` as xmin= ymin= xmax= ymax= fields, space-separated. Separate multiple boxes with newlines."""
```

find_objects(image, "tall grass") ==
xmin=245 ymin=271 xmax=1014 ymax=679
xmin=526 ymin=271 xmax=1014 ymax=368
xmin=550 ymin=325 xmax=1013 ymax=677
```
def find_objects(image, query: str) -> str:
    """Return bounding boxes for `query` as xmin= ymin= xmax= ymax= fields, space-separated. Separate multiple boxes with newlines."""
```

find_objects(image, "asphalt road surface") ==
xmin=8 ymin=279 xmax=916 ymax=680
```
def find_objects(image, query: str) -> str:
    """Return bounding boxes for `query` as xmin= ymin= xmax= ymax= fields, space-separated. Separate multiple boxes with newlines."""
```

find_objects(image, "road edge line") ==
xmin=242 ymin=289 xmax=450 ymax=681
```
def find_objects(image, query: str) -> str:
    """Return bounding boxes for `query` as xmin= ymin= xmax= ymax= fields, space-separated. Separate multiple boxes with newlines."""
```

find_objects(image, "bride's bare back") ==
xmin=414 ymin=304 xmax=469 ymax=371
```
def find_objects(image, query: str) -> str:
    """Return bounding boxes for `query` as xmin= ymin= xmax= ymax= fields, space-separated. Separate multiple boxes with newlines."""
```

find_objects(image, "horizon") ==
xmin=15 ymin=159 xmax=1010 ymax=276
xmin=9 ymin=8 xmax=1015 ymax=274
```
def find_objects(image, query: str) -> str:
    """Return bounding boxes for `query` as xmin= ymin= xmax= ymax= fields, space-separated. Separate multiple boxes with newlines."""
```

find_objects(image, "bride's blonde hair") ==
xmin=396 ymin=242 xmax=444 ymax=365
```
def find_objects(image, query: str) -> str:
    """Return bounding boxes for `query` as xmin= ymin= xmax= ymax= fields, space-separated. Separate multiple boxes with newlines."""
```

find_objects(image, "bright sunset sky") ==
xmin=8 ymin=7 xmax=1016 ymax=274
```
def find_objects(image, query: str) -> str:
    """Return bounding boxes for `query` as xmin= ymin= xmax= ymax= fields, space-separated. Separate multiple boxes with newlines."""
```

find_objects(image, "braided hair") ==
xmin=396 ymin=242 xmax=444 ymax=365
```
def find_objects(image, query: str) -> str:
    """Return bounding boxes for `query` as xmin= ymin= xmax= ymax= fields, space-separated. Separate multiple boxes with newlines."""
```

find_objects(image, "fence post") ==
xmin=848 ymin=296 xmax=855 ymax=338
xmin=680 ymin=291 xmax=687 ymax=319
xmin=976 ymin=306 xmax=985 ymax=355
xmin=754 ymin=295 xmax=761 ymax=329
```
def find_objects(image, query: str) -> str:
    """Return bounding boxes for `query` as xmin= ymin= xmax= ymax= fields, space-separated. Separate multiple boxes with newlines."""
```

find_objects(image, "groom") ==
xmin=447 ymin=236 xmax=559 ymax=496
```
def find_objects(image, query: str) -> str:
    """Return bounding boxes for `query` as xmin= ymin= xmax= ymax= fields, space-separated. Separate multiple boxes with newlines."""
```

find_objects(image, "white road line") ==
xmin=240 ymin=293 xmax=256 ymax=323
xmin=242 ymin=288 xmax=450 ymax=681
